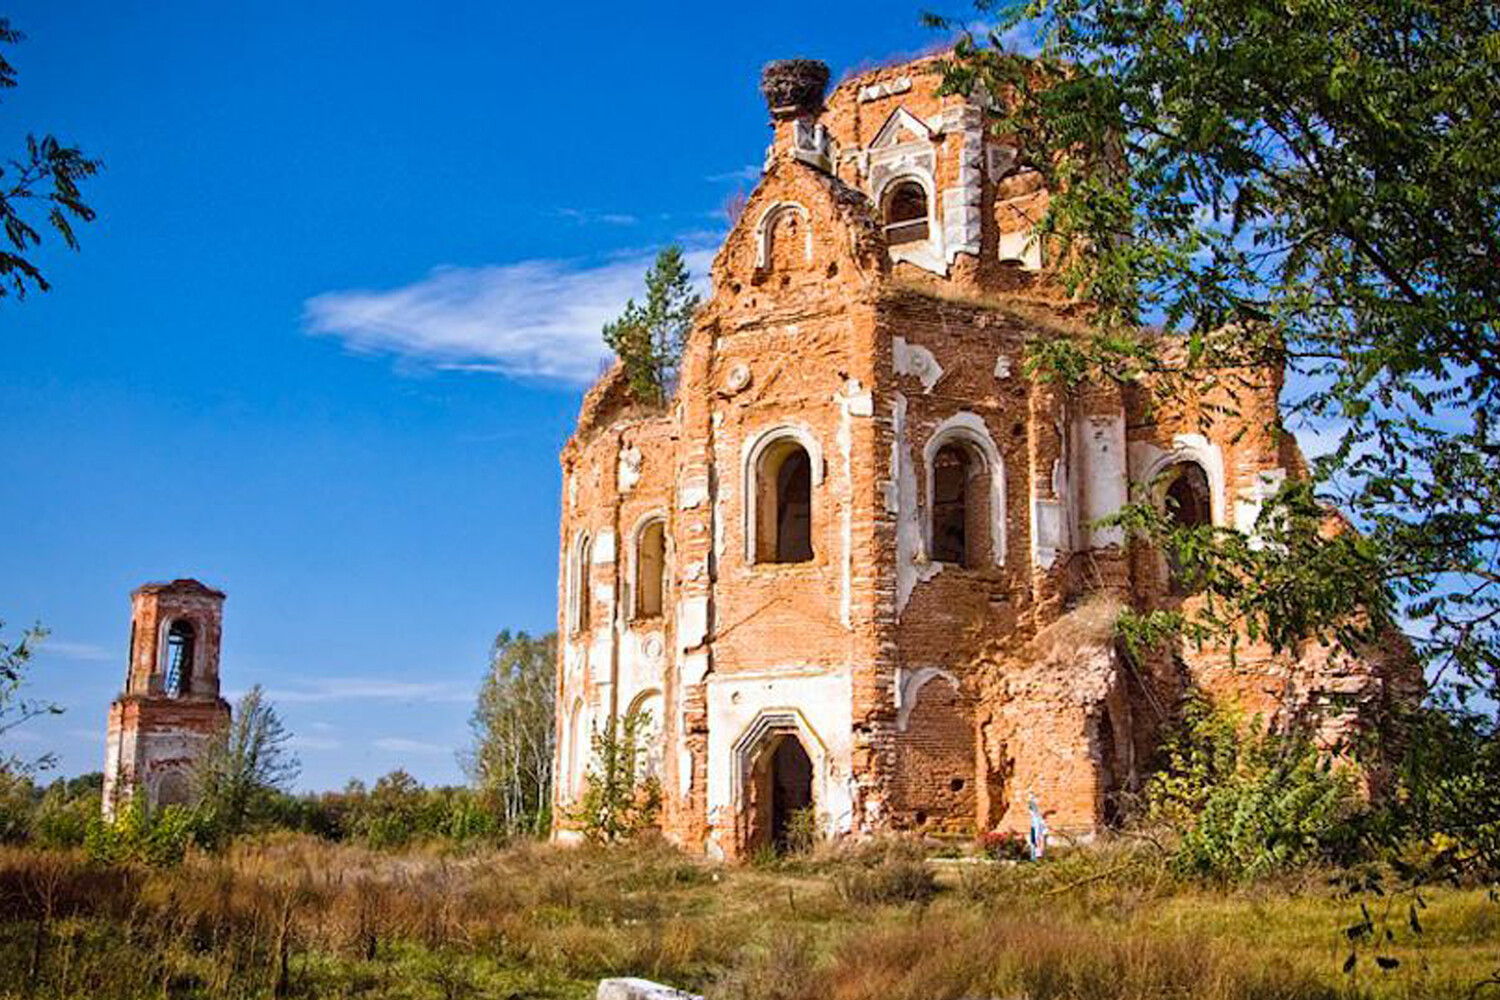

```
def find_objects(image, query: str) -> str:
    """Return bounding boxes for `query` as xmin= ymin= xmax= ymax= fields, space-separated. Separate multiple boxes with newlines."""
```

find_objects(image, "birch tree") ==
xmin=467 ymin=630 xmax=556 ymax=837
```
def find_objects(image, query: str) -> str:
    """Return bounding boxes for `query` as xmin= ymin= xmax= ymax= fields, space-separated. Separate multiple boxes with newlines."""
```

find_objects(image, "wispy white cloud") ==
xmin=556 ymin=208 xmax=638 ymax=226
xmin=373 ymin=737 xmax=450 ymax=755
xmin=246 ymin=678 xmax=473 ymax=705
xmin=705 ymin=165 xmax=761 ymax=184
xmin=38 ymin=639 xmax=114 ymax=663
xmin=304 ymin=247 xmax=716 ymax=384
xmin=288 ymin=735 xmax=341 ymax=751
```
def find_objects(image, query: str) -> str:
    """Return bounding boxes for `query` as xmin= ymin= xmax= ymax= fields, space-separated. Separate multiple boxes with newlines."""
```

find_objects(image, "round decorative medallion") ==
xmin=725 ymin=363 xmax=752 ymax=394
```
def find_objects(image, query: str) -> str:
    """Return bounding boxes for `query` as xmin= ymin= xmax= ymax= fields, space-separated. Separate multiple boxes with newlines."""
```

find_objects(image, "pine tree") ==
xmin=602 ymin=246 xmax=701 ymax=405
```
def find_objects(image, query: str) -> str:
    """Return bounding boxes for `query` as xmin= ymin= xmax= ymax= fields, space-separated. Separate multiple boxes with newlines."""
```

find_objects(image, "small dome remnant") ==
xmin=760 ymin=59 xmax=830 ymax=118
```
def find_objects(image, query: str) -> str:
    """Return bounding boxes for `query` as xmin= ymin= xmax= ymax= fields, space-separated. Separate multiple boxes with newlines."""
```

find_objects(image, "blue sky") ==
xmin=0 ymin=1 xmax=967 ymax=789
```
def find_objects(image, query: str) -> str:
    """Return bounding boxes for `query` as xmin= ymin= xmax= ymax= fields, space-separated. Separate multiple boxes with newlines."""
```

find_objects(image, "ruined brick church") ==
xmin=554 ymin=56 xmax=1415 ymax=858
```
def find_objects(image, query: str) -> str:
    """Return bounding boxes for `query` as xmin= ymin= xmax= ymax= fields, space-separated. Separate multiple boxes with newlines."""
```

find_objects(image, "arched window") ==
xmin=163 ymin=620 xmax=194 ymax=697
xmin=570 ymin=534 xmax=593 ymax=634
xmin=1162 ymin=461 xmax=1212 ymax=593
xmin=883 ymin=180 xmax=929 ymax=246
xmin=634 ymin=518 xmax=666 ymax=620
xmin=1164 ymin=462 xmax=1212 ymax=529
xmin=925 ymin=429 xmax=998 ymax=569
xmin=930 ymin=443 xmax=982 ymax=566
xmin=757 ymin=440 xmax=814 ymax=563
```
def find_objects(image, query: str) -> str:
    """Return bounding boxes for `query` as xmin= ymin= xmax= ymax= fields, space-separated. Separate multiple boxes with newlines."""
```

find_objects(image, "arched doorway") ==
xmin=770 ymin=737 xmax=813 ymax=851
xmin=748 ymin=733 xmax=814 ymax=852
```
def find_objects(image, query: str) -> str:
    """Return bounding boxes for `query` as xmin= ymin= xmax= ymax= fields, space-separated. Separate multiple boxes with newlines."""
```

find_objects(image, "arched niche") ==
xmin=754 ymin=201 xmax=813 ymax=271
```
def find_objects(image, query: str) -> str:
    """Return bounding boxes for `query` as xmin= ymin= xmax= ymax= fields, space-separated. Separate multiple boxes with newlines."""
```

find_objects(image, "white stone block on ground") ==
xmin=597 ymin=978 xmax=702 ymax=1000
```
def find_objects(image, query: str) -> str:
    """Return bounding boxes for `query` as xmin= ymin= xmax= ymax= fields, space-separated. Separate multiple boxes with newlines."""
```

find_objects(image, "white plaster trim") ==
xmin=753 ymin=201 xmax=812 ymax=269
xmin=1135 ymin=433 xmax=1229 ymax=528
xmin=869 ymin=106 xmax=933 ymax=149
xmin=921 ymin=411 xmax=1008 ymax=568
xmin=835 ymin=380 xmax=872 ymax=630
xmin=857 ymin=76 xmax=912 ymax=103
xmin=617 ymin=445 xmax=642 ymax=493
xmin=591 ymin=530 xmax=616 ymax=565
xmin=741 ymin=422 xmax=825 ymax=564
xmin=895 ymin=667 xmax=959 ymax=732
xmin=893 ymin=336 xmax=943 ymax=393
xmin=893 ymin=393 xmax=943 ymax=613
xmin=677 ymin=596 xmax=709 ymax=652
xmin=566 ymin=532 xmax=591 ymax=635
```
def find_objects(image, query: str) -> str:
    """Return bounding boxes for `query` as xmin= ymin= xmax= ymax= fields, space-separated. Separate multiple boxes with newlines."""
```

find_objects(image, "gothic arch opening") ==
xmin=1165 ymin=462 xmax=1212 ymax=529
xmin=749 ymin=734 xmax=814 ymax=853
xmin=570 ymin=534 xmax=593 ymax=634
xmin=625 ymin=688 xmax=665 ymax=783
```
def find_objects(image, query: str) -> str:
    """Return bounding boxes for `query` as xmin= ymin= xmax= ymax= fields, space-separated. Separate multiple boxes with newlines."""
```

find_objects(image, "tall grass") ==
xmin=0 ymin=834 xmax=1492 ymax=999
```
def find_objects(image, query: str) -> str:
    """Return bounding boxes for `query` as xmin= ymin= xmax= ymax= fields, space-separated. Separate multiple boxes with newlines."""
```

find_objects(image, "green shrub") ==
xmin=573 ymin=712 xmax=662 ymax=843
xmin=1148 ymin=694 xmax=1359 ymax=882
xmin=84 ymin=799 xmax=204 ymax=867
xmin=31 ymin=785 xmax=94 ymax=848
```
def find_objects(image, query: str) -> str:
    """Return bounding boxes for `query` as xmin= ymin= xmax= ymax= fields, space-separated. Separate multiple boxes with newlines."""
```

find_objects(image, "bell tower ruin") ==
xmin=102 ymin=579 xmax=232 ymax=817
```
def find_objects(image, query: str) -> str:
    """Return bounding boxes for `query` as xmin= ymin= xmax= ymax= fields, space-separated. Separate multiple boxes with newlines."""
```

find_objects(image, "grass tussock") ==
xmin=0 ymin=833 xmax=1494 ymax=1000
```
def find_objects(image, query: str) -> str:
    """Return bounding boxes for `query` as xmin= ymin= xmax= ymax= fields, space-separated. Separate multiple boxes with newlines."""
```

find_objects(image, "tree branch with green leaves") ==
xmin=931 ymin=0 xmax=1499 ymax=701
xmin=0 ymin=19 xmax=101 ymax=300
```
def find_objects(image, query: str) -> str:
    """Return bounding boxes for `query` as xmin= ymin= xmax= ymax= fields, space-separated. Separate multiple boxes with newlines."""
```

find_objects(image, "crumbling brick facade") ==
xmin=103 ymin=579 xmax=231 ymax=817
xmin=554 ymin=56 xmax=1417 ymax=857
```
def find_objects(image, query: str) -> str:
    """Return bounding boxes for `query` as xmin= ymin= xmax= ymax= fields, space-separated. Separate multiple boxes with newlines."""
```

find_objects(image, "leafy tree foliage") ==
xmin=0 ymin=19 xmax=101 ymax=299
xmin=573 ymin=710 xmax=661 ymax=843
xmin=0 ymin=620 xmax=61 ymax=775
xmin=194 ymin=684 xmax=300 ymax=837
xmin=1146 ymin=695 xmax=1359 ymax=882
xmin=84 ymin=798 xmax=202 ymax=867
xmin=467 ymin=629 xmax=555 ymax=837
xmin=934 ymin=0 xmax=1499 ymax=698
xmin=602 ymin=246 xmax=701 ymax=404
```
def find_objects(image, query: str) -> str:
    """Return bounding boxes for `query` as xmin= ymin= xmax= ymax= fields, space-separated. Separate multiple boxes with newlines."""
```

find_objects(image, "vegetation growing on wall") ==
xmin=602 ymin=246 xmax=701 ymax=405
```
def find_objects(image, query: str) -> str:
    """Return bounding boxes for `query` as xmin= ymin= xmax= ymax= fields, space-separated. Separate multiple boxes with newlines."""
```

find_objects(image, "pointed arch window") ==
xmin=923 ymin=415 xmax=1006 ymax=569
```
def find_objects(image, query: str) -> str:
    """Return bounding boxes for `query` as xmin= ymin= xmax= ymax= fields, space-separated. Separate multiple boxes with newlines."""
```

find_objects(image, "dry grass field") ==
xmin=0 ymin=834 xmax=1494 ymax=1000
